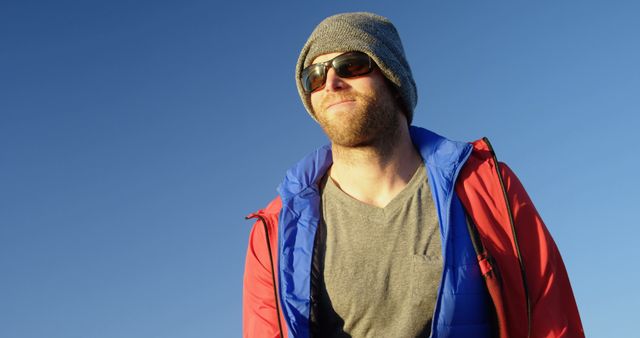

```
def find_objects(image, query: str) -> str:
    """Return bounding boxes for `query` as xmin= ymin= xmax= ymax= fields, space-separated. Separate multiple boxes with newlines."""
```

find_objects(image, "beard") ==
xmin=315 ymin=89 xmax=401 ymax=149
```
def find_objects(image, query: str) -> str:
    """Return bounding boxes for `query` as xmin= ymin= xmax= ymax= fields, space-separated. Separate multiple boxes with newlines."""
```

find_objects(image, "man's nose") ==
xmin=324 ymin=67 xmax=347 ymax=92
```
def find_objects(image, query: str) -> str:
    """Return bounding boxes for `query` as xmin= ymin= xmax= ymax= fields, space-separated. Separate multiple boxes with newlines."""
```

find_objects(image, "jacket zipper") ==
xmin=482 ymin=137 xmax=531 ymax=338
xmin=246 ymin=213 xmax=284 ymax=337
xmin=428 ymin=146 xmax=473 ymax=338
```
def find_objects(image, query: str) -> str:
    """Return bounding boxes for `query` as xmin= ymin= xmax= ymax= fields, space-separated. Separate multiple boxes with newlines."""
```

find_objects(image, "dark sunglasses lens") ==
xmin=302 ymin=65 xmax=326 ymax=93
xmin=334 ymin=53 xmax=371 ymax=78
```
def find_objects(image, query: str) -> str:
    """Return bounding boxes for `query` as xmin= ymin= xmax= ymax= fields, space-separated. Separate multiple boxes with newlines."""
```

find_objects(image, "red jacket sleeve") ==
xmin=243 ymin=203 xmax=288 ymax=338
xmin=500 ymin=163 xmax=585 ymax=338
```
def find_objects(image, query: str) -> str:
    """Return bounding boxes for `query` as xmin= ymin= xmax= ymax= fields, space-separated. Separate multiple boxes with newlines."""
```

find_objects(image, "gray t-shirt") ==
xmin=317 ymin=163 xmax=443 ymax=337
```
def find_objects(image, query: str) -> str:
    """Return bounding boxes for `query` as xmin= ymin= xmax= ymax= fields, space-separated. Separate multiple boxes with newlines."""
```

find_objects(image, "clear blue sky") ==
xmin=1 ymin=1 xmax=638 ymax=337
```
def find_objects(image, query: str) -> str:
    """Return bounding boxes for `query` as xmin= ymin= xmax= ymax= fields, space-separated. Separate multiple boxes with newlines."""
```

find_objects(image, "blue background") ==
xmin=2 ymin=1 xmax=638 ymax=337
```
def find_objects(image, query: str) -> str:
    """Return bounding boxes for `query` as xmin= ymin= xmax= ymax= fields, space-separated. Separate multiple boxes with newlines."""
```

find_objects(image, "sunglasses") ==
xmin=301 ymin=51 xmax=374 ymax=93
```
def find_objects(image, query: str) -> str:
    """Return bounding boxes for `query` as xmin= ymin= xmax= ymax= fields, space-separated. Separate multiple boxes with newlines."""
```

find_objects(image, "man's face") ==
xmin=309 ymin=52 xmax=401 ymax=148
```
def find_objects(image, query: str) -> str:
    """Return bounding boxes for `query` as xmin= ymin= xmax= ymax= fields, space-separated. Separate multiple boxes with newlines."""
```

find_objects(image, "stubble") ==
xmin=315 ymin=89 xmax=401 ymax=155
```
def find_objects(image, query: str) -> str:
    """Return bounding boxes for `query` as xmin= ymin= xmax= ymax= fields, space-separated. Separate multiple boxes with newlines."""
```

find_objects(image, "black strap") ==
xmin=482 ymin=137 xmax=531 ymax=338
xmin=246 ymin=214 xmax=284 ymax=337
xmin=465 ymin=214 xmax=486 ymax=257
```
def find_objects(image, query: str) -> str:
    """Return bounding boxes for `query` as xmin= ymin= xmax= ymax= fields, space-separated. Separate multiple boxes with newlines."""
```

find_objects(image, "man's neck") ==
xmin=329 ymin=124 xmax=422 ymax=208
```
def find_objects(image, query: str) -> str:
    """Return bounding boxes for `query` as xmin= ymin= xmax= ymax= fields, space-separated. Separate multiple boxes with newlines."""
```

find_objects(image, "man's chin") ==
xmin=324 ymin=128 xmax=375 ymax=148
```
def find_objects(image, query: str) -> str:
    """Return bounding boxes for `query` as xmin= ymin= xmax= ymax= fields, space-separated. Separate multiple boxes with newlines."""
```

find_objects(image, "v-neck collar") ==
xmin=322 ymin=162 xmax=426 ymax=217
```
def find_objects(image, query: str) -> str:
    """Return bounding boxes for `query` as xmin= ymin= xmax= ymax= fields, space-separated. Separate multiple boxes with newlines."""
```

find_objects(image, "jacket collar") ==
xmin=277 ymin=126 xmax=471 ymax=200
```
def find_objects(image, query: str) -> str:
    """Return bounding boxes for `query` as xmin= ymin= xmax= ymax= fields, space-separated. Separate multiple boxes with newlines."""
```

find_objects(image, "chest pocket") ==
xmin=411 ymin=253 xmax=443 ymax=306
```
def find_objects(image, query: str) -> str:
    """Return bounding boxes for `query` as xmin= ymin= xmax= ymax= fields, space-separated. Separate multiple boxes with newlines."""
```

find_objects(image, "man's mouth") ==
xmin=325 ymin=99 xmax=356 ymax=110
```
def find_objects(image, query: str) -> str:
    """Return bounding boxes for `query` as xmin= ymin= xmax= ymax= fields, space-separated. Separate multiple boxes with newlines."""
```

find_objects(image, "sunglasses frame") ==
xmin=301 ymin=51 xmax=374 ymax=93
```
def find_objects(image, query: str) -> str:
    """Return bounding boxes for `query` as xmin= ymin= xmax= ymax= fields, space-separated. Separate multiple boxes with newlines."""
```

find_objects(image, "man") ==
xmin=243 ymin=12 xmax=584 ymax=338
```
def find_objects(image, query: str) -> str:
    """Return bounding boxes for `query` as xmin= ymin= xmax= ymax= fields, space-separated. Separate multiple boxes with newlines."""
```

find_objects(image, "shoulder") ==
xmin=247 ymin=195 xmax=282 ymax=234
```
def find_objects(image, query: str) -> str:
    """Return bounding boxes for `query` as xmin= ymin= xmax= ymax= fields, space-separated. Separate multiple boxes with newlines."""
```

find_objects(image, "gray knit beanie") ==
xmin=296 ymin=12 xmax=417 ymax=123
